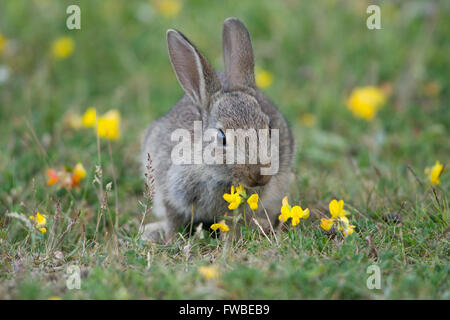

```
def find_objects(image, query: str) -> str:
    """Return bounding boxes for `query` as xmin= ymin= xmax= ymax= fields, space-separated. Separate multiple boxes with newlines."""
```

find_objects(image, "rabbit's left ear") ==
xmin=222 ymin=18 xmax=255 ymax=90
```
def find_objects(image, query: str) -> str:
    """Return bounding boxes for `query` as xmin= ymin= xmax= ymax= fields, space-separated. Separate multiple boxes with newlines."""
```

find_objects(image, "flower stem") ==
xmin=243 ymin=205 xmax=248 ymax=232
xmin=107 ymin=140 xmax=119 ymax=229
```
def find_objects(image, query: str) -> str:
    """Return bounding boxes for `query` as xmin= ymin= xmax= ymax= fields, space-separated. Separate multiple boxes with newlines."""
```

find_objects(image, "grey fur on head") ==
xmin=141 ymin=17 xmax=295 ymax=242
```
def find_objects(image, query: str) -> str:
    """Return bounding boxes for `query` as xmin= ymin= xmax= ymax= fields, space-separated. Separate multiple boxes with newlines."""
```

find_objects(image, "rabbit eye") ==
xmin=217 ymin=129 xmax=226 ymax=146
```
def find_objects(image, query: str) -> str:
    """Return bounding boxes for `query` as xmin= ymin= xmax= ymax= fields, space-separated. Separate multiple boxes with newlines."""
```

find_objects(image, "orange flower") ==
xmin=46 ymin=163 xmax=86 ymax=189
xmin=46 ymin=169 xmax=60 ymax=186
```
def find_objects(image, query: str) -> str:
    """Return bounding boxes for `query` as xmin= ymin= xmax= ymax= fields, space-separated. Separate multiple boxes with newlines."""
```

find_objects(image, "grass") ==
xmin=0 ymin=0 xmax=449 ymax=299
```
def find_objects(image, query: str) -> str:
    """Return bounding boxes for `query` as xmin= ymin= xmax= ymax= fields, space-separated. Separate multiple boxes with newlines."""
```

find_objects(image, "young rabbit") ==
xmin=141 ymin=18 xmax=295 ymax=242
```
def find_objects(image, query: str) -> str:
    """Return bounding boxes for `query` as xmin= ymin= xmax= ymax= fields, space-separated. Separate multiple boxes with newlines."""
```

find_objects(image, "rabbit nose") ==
xmin=248 ymin=170 xmax=271 ymax=187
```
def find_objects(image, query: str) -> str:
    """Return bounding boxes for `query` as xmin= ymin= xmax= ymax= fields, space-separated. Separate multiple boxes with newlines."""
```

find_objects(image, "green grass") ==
xmin=0 ymin=0 xmax=449 ymax=299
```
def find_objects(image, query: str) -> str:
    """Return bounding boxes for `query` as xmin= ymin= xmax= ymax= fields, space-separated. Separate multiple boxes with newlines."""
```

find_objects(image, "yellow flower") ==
xmin=342 ymin=224 xmax=355 ymax=237
xmin=236 ymin=184 xmax=246 ymax=197
xmin=333 ymin=215 xmax=354 ymax=237
xmin=198 ymin=265 xmax=219 ymax=280
xmin=30 ymin=212 xmax=47 ymax=235
xmin=255 ymin=68 xmax=274 ymax=89
xmin=320 ymin=218 xmax=334 ymax=231
xmin=83 ymin=107 xmax=121 ymax=139
xmin=223 ymin=185 xmax=242 ymax=210
xmin=48 ymin=296 xmax=62 ymax=300
xmin=71 ymin=162 xmax=86 ymax=187
xmin=30 ymin=212 xmax=47 ymax=227
xmin=320 ymin=199 xmax=355 ymax=237
xmin=278 ymin=196 xmax=291 ymax=222
xmin=154 ymin=0 xmax=182 ymax=18
xmin=278 ymin=196 xmax=309 ymax=226
xmin=425 ymin=161 xmax=444 ymax=185
xmin=247 ymin=194 xmax=259 ymax=210
xmin=338 ymin=215 xmax=350 ymax=227
xmin=329 ymin=199 xmax=347 ymax=219
xmin=82 ymin=108 xmax=97 ymax=127
xmin=51 ymin=36 xmax=75 ymax=59
xmin=73 ymin=163 xmax=86 ymax=180
xmin=291 ymin=206 xmax=309 ymax=226
xmin=97 ymin=109 xmax=121 ymax=140
xmin=210 ymin=220 xmax=230 ymax=233
xmin=347 ymin=86 xmax=385 ymax=121
xmin=299 ymin=113 xmax=317 ymax=127
xmin=0 ymin=33 xmax=6 ymax=53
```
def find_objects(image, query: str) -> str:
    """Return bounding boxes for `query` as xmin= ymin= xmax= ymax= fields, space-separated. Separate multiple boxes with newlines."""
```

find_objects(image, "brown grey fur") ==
xmin=141 ymin=18 xmax=295 ymax=242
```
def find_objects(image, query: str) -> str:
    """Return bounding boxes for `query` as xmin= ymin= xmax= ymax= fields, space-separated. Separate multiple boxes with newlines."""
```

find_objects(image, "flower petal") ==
xmin=223 ymin=193 xmax=233 ymax=203
xmin=343 ymin=224 xmax=355 ymax=237
xmin=279 ymin=205 xmax=291 ymax=222
xmin=320 ymin=218 xmax=334 ymax=231
xmin=82 ymin=108 xmax=97 ymax=127
xmin=302 ymin=208 xmax=310 ymax=219
xmin=329 ymin=199 xmax=339 ymax=218
xmin=291 ymin=215 xmax=300 ymax=226
xmin=46 ymin=169 xmax=60 ymax=186
xmin=339 ymin=216 xmax=350 ymax=226
xmin=282 ymin=196 xmax=289 ymax=207
xmin=329 ymin=199 xmax=345 ymax=218
xmin=210 ymin=220 xmax=229 ymax=233
xmin=236 ymin=184 xmax=246 ymax=196
xmin=247 ymin=194 xmax=259 ymax=211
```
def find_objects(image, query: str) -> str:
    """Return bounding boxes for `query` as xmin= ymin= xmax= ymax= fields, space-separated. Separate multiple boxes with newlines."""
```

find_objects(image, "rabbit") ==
xmin=141 ymin=17 xmax=295 ymax=242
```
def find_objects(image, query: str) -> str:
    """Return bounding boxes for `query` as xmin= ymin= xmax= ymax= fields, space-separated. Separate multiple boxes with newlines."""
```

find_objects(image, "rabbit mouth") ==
xmin=241 ymin=176 xmax=272 ymax=189
xmin=231 ymin=166 xmax=272 ymax=189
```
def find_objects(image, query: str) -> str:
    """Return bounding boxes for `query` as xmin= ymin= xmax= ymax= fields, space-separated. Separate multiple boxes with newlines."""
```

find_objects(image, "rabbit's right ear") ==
xmin=167 ymin=29 xmax=221 ymax=109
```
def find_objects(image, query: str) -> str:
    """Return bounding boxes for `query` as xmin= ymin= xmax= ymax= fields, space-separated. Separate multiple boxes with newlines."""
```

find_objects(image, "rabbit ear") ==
xmin=222 ymin=18 xmax=255 ymax=90
xmin=167 ymin=29 xmax=221 ymax=108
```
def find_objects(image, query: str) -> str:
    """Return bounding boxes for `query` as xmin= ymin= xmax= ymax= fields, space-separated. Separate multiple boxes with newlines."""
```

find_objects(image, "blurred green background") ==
xmin=0 ymin=0 xmax=449 ymax=299
xmin=1 ymin=0 xmax=449 ymax=175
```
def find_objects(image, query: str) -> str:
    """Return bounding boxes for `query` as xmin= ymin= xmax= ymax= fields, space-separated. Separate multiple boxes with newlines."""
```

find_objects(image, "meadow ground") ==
xmin=0 ymin=0 xmax=449 ymax=299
